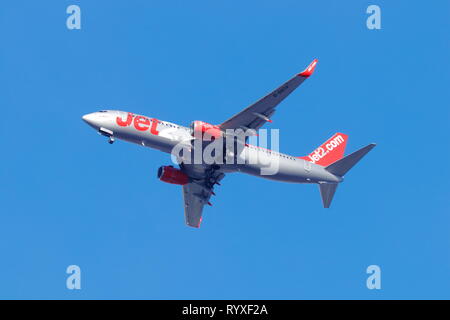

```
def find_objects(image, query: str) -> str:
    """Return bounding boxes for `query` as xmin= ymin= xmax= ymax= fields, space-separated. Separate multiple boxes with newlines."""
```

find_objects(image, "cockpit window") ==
xmin=99 ymin=110 xmax=107 ymax=113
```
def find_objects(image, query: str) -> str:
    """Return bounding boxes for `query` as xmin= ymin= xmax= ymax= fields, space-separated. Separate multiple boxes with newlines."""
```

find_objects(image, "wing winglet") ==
xmin=298 ymin=59 xmax=318 ymax=78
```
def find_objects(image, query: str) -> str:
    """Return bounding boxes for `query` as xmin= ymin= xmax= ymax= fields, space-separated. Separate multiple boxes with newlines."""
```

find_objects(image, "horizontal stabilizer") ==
xmin=325 ymin=143 xmax=376 ymax=177
xmin=319 ymin=183 xmax=338 ymax=208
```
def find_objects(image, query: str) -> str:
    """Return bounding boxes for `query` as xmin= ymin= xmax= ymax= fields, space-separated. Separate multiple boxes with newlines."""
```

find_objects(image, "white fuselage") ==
xmin=82 ymin=110 xmax=342 ymax=184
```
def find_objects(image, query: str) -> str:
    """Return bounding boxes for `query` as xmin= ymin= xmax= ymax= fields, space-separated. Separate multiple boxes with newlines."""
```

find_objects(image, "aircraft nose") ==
xmin=82 ymin=113 xmax=92 ymax=122
xmin=82 ymin=113 xmax=98 ymax=128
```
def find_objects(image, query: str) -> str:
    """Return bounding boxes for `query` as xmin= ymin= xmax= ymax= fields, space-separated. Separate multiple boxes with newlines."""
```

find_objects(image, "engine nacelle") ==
xmin=157 ymin=166 xmax=189 ymax=185
xmin=190 ymin=121 xmax=223 ymax=139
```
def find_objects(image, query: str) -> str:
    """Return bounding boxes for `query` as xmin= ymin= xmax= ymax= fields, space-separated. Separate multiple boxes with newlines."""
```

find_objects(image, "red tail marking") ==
xmin=298 ymin=133 xmax=348 ymax=167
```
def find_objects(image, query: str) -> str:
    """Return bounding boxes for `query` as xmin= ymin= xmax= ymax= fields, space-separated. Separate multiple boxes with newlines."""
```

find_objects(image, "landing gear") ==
xmin=98 ymin=127 xmax=115 ymax=145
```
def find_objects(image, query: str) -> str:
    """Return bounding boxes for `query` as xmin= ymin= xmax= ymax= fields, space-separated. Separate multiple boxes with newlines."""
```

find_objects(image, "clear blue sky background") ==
xmin=0 ymin=1 xmax=449 ymax=299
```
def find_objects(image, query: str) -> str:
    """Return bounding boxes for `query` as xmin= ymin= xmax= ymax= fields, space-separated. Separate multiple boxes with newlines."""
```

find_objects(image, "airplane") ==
xmin=82 ymin=59 xmax=376 ymax=228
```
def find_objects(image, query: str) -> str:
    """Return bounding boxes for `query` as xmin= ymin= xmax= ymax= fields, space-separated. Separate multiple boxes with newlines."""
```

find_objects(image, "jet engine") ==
xmin=190 ymin=121 xmax=223 ymax=139
xmin=157 ymin=166 xmax=189 ymax=185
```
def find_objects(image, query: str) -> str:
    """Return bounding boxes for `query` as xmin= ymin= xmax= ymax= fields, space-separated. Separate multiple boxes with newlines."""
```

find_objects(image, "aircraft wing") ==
xmin=220 ymin=59 xmax=318 ymax=132
xmin=181 ymin=166 xmax=225 ymax=228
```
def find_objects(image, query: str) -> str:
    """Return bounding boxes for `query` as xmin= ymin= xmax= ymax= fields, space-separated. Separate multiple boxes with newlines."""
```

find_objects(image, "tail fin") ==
xmin=299 ymin=133 xmax=348 ymax=166
xmin=319 ymin=183 xmax=338 ymax=208
xmin=325 ymin=143 xmax=376 ymax=177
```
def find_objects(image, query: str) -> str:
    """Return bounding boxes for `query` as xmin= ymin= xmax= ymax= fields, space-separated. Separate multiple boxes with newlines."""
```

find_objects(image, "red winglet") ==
xmin=298 ymin=59 xmax=318 ymax=78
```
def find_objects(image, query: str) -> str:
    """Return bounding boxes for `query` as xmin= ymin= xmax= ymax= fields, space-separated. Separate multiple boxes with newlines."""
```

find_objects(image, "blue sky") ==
xmin=0 ymin=1 xmax=449 ymax=299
